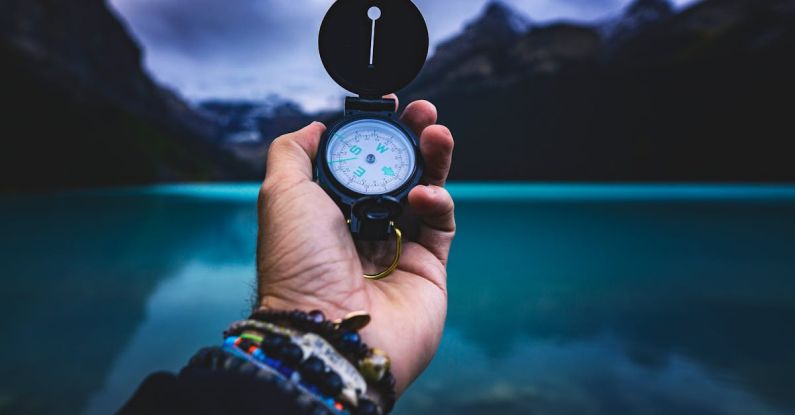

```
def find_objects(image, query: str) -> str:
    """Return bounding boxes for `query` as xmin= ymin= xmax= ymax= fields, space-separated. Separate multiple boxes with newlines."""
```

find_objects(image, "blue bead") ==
xmin=340 ymin=331 xmax=361 ymax=352
xmin=342 ymin=331 xmax=360 ymax=344
xmin=356 ymin=399 xmax=379 ymax=415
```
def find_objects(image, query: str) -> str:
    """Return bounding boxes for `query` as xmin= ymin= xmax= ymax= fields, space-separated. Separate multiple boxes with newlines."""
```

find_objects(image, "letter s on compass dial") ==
xmin=325 ymin=118 xmax=417 ymax=195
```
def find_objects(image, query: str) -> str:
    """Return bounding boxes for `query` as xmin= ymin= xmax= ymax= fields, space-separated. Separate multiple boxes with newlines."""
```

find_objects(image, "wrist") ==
xmin=257 ymin=294 xmax=359 ymax=325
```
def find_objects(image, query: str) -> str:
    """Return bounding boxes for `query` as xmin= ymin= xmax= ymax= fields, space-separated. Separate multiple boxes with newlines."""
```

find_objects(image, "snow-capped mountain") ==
xmin=199 ymin=97 xmax=310 ymax=144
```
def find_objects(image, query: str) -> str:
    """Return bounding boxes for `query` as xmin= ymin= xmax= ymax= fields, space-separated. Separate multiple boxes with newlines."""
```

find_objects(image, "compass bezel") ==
xmin=316 ymin=112 xmax=423 ymax=208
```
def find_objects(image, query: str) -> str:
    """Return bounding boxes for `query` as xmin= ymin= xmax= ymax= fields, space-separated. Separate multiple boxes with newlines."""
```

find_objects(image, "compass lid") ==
xmin=319 ymin=0 xmax=429 ymax=98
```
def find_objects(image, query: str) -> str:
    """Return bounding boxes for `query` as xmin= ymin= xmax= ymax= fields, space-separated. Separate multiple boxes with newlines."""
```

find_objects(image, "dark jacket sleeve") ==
xmin=118 ymin=347 xmax=333 ymax=415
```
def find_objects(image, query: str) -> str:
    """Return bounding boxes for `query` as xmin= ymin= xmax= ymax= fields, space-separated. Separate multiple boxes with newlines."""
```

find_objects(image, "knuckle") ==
xmin=269 ymin=134 xmax=293 ymax=153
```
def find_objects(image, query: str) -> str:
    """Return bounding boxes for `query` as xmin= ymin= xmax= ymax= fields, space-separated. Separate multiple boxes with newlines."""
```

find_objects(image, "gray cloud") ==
xmin=112 ymin=0 xmax=319 ymax=61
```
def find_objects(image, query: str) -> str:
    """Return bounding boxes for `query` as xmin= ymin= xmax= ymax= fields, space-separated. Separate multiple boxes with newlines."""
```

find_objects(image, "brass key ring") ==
xmin=363 ymin=221 xmax=402 ymax=280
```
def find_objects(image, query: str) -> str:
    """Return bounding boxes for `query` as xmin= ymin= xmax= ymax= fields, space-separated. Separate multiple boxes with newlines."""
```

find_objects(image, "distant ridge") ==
xmin=4 ymin=0 xmax=795 ymax=187
xmin=398 ymin=0 xmax=795 ymax=182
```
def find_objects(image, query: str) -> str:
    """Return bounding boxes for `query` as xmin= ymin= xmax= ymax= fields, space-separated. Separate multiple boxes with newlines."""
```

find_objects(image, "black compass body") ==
xmin=315 ymin=0 xmax=429 ymax=241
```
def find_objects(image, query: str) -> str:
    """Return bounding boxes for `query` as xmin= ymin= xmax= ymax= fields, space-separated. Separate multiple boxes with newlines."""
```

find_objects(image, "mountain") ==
xmin=400 ymin=0 xmax=795 ymax=181
xmin=412 ymin=1 xmax=535 ymax=98
xmin=4 ymin=0 xmax=795 ymax=187
xmin=198 ymin=98 xmax=335 ymax=175
xmin=602 ymin=0 xmax=675 ymax=42
xmin=0 ymin=0 xmax=251 ymax=190
xmin=200 ymin=97 xmax=312 ymax=145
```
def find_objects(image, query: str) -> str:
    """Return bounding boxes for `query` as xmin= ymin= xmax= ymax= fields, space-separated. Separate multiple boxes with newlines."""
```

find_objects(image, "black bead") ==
xmin=381 ymin=372 xmax=396 ymax=388
xmin=319 ymin=370 xmax=344 ymax=397
xmin=261 ymin=334 xmax=289 ymax=353
xmin=308 ymin=310 xmax=326 ymax=324
xmin=298 ymin=356 xmax=326 ymax=382
xmin=355 ymin=343 xmax=369 ymax=358
xmin=280 ymin=343 xmax=304 ymax=366
xmin=269 ymin=334 xmax=289 ymax=346
xmin=355 ymin=399 xmax=379 ymax=415
xmin=237 ymin=338 xmax=255 ymax=351
xmin=383 ymin=372 xmax=396 ymax=389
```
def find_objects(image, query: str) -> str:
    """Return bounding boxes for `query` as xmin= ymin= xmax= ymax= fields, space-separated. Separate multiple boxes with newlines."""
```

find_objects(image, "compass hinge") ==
xmin=350 ymin=196 xmax=402 ymax=240
xmin=345 ymin=97 xmax=396 ymax=114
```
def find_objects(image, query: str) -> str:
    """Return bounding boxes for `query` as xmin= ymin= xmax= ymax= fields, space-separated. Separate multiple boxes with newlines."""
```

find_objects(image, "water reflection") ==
xmin=401 ymin=331 xmax=788 ymax=415
xmin=84 ymin=261 xmax=254 ymax=414
xmin=0 ymin=185 xmax=793 ymax=415
xmin=405 ymin=201 xmax=795 ymax=414
xmin=0 ymin=194 xmax=256 ymax=414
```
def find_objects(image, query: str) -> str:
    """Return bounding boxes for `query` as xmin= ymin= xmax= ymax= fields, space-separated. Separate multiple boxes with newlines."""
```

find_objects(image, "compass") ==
xmin=315 ymin=0 xmax=429 ymax=243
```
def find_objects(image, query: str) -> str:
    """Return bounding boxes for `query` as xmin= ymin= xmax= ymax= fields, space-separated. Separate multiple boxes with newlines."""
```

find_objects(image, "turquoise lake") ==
xmin=1 ymin=183 xmax=795 ymax=415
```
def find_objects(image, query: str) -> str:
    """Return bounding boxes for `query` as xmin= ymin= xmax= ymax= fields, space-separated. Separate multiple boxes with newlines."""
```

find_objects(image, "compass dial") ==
xmin=326 ymin=119 xmax=416 ymax=195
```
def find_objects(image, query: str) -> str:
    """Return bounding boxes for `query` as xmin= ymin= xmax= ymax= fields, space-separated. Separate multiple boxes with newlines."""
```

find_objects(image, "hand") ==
xmin=256 ymin=96 xmax=455 ymax=396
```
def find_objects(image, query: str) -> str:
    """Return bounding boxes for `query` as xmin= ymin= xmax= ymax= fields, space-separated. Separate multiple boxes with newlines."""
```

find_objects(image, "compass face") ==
xmin=326 ymin=119 xmax=416 ymax=195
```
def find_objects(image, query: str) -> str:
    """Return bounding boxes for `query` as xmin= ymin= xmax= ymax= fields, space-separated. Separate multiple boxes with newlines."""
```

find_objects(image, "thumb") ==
xmin=265 ymin=122 xmax=326 ymax=183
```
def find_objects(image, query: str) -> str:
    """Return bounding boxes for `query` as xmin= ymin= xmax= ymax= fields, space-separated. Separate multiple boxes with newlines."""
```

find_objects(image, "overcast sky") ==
xmin=109 ymin=0 xmax=699 ymax=111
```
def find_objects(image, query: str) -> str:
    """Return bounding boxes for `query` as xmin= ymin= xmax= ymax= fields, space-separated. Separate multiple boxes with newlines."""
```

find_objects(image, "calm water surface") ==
xmin=1 ymin=183 xmax=794 ymax=415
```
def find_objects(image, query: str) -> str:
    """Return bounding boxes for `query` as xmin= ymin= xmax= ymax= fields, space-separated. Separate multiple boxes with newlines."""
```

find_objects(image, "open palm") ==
xmin=256 ymin=98 xmax=455 ymax=396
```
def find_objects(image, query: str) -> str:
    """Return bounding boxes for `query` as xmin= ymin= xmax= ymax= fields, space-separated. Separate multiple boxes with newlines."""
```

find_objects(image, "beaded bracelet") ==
xmin=224 ymin=333 xmax=381 ymax=415
xmin=248 ymin=309 xmax=397 ymax=413
xmin=225 ymin=321 xmax=367 ymax=404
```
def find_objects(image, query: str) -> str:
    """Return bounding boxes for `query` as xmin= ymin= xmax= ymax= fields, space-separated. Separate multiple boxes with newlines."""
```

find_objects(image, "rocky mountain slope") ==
xmin=0 ymin=0 xmax=251 ymax=190
xmin=401 ymin=0 xmax=795 ymax=181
